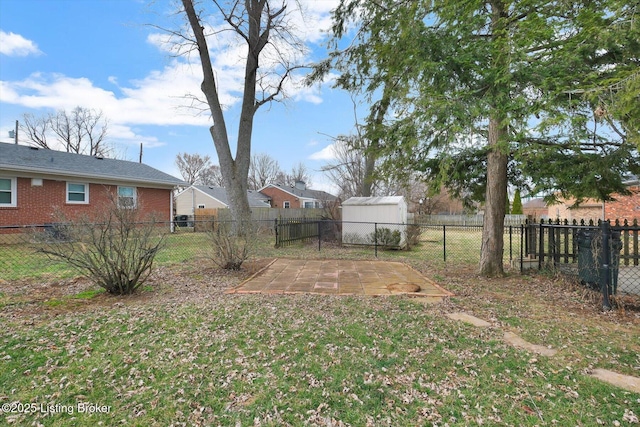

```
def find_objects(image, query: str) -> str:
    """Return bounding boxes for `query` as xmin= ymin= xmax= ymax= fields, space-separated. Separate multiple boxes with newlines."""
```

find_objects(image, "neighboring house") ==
xmin=549 ymin=190 xmax=640 ymax=223
xmin=606 ymin=185 xmax=640 ymax=222
xmin=174 ymin=185 xmax=271 ymax=216
xmin=548 ymin=197 xmax=603 ymax=222
xmin=522 ymin=198 xmax=550 ymax=220
xmin=525 ymin=181 xmax=640 ymax=223
xmin=0 ymin=142 xmax=186 ymax=228
xmin=258 ymin=181 xmax=338 ymax=209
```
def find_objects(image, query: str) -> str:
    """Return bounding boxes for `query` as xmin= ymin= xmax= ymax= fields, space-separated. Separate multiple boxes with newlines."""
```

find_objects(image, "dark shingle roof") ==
xmin=193 ymin=185 xmax=271 ymax=208
xmin=0 ymin=143 xmax=185 ymax=187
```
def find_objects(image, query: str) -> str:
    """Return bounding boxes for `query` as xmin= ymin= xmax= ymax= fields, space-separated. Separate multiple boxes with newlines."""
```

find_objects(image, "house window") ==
xmin=304 ymin=201 xmax=314 ymax=209
xmin=197 ymin=204 xmax=205 ymax=209
xmin=67 ymin=182 xmax=89 ymax=204
xmin=0 ymin=177 xmax=16 ymax=207
xmin=283 ymin=201 xmax=290 ymax=209
xmin=118 ymin=186 xmax=137 ymax=208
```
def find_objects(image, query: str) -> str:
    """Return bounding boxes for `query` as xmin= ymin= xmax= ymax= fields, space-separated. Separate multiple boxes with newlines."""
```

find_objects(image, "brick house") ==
xmin=605 ymin=185 xmax=640 ymax=222
xmin=258 ymin=181 xmax=337 ymax=209
xmin=0 ymin=142 xmax=186 ymax=229
xmin=527 ymin=178 xmax=640 ymax=223
xmin=522 ymin=198 xmax=549 ymax=220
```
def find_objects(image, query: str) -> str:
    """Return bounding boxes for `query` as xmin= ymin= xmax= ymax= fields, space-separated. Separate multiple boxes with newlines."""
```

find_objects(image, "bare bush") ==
xmin=404 ymin=223 xmax=422 ymax=250
xmin=208 ymin=221 xmax=256 ymax=270
xmin=37 ymin=197 xmax=165 ymax=295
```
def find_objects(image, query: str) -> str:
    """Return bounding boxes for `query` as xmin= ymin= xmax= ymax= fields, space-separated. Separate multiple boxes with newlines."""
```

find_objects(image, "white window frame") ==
xmin=66 ymin=182 xmax=89 ymax=204
xmin=304 ymin=201 xmax=315 ymax=209
xmin=0 ymin=177 xmax=17 ymax=207
xmin=117 ymin=186 xmax=137 ymax=208
xmin=197 ymin=204 xmax=205 ymax=209
xmin=283 ymin=201 xmax=290 ymax=209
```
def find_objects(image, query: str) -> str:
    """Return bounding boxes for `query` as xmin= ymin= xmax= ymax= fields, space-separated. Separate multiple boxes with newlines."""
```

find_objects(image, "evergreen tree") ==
xmin=318 ymin=0 xmax=639 ymax=276
xmin=512 ymin=190 xmax=523 ymax=215
xmin=505 ymin=193 xmax=511 ymax=215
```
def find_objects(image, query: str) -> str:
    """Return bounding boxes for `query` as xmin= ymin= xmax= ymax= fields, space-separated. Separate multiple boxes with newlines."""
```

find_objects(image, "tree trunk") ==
xmin=182 ymin=0 xmax=266 ymax=234
xmin=479 ymin=116 xmax=508 ymax=276
xmin=362 ymin=85 xmax=392 ymax=197
xmin=479 ymin=0 xmax=509 ymax=276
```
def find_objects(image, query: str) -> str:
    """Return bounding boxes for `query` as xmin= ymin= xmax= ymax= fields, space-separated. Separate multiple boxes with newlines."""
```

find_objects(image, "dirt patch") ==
xmin=387 ymin=282 xmax=421 ymax=293
xmin=0 ymin=259 xmax=272 ymax=324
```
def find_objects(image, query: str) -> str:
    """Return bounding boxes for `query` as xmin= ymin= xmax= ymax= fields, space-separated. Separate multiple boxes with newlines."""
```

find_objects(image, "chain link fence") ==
xmin=2 ymin=219 xmax=638 ymax=302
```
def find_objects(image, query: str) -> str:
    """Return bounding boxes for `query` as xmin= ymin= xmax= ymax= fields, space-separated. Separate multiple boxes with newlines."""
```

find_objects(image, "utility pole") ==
xmin=14 ymin=120 xmax=18 ymax=144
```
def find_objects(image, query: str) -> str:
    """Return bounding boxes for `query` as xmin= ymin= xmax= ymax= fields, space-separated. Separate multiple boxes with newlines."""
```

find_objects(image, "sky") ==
xmin=0 ymin=0 xmax=359 ymax=194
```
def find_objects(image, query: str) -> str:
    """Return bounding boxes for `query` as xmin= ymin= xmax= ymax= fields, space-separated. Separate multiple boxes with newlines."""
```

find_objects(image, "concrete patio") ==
xmin=226 ymin=258 xmax=453 ymax=301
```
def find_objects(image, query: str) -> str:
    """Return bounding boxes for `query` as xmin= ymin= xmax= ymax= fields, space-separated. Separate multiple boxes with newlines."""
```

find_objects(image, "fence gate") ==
xmin=274 ymin=218 xmax=320 ymax=248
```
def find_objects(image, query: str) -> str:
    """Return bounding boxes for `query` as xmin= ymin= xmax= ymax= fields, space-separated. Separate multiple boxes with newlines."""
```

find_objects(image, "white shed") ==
xmin=341 ymin=196 xmax=408 ymax=247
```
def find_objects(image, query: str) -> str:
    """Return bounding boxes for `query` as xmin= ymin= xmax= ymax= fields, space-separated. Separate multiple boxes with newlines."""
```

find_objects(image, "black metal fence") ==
xmin=523 ymin=219 xmax=640 ymax=305
xmin=272 ymin=218 xmax=640 ymax=301
xmin=273 ymin=218 xmax=523 ymax=263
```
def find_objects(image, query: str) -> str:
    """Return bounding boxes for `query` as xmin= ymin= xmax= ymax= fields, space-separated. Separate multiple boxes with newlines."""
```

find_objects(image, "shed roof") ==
xmin=342 ymin=196 xmax=405 ymax=206
xmin=0 ymin=142 xmax=185 ymax=187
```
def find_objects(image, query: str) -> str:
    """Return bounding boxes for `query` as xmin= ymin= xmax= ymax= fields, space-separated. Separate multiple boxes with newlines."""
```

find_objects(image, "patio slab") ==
xmin=226 ymin=258 xmax=453 ymax=300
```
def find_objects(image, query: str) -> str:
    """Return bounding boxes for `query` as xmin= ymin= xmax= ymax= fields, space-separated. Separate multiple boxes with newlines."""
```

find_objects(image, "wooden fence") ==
xmin=198 ymin=207 xmax=325 ymax=222
xmin=274 ymin=218 xmax=321 ymax=248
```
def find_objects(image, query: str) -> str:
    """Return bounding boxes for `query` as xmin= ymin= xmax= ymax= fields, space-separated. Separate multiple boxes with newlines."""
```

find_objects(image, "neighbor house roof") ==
xmin=0 ymin=143 xmax=185 ymax=188
xmin=522 ymin=198 xmax=547 ymax=209
xmin=259 ymin=183 xmax=337 ymax=201
xmin=185 ymin=185 xmax=271 ymax=208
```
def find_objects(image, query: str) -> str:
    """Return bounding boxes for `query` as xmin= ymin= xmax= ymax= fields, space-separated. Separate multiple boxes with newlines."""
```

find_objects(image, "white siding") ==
xmin=175 ymin=188 xmax=227 ymax=216
xmin=342 ymin=197 xmax=408 ymax=246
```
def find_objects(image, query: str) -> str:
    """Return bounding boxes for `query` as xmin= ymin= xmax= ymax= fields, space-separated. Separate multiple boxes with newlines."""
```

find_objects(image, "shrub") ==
xmin=404 ymin=223 xmax=422 ymax=249
xmin=208 ymin=221 xmax=256 ymax=270
xmin=370 ymin=227 xmax=402 ymax=249
xmin=37 ymin=197 xmax=165 ymax=295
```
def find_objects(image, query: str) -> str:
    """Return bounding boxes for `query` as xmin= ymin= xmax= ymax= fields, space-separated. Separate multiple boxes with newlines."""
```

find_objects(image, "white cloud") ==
xmin=309 ymin=143 xmax=337 ymax=161
xmin=0 ymin=2 xmax=339 ymax=148
xmin=109 ymin=124 xmax=165 ymax=149
xmin=0 ymin=30 xmax=42 ymax=56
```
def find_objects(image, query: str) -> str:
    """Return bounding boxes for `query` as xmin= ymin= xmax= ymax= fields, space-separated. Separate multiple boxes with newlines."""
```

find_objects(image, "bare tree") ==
xmin=321 ymin=135 xmax=366 ymax=199
xmin=175 ymin=152 xmax=212 ymax=185
xmin=20 ymin=113 xmax=49 ymax=148
xmin=277 ymin=161 xmax=312 ymax=187
xmin=20 ymin=106 xmax=110 ymax=157
xmin=200 ymin=164 xmax=225 ymax=186
xmin=321 ymin=134 xmax=408 ymax=199
xmin=249 ymin=153 xmax=281 ymax=190
xmin=180 ymin=0 xmax=305 ymax=230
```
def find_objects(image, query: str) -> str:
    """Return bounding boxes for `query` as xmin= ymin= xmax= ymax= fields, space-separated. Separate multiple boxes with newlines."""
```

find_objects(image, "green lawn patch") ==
xmin=1 ymin=290 xmax=638 ymax=426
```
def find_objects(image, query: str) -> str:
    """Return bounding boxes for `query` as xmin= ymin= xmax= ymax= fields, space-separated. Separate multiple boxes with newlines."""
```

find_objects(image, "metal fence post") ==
xmin=318 ymin=220 xmax=321 ymax=252
xmin=520 ymin=224 xmax=524 ymax=273
xmin=443 ymin=225 xmax=447 ymax=263
xmin=374 ymin=222 xmax=378 ymax=258
xmin=274 ymin=218 xmax=279 ymax=248
xmin=509 ymin=225 xmax=513 ymax=262
xmin=538 ymin=223 xmax=544 ymax=270
xmin=602 ymin=220 xmax=612 ymax=311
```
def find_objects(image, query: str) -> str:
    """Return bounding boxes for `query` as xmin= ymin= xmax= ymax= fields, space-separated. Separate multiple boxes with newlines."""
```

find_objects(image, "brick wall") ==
xmin=0 ymin=178 xmax=171 ymax=228
xmin=606 ymin=186 xmax=640 ymax=222
xmin=259 ymin=187 xmax=301 ymax=209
